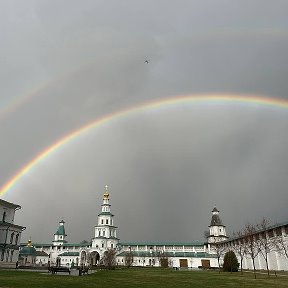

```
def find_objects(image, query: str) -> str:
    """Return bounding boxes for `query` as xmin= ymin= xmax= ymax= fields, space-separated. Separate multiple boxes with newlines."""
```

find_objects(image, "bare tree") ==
xmin=273 ymin=225 xmax=288 ymax=263
xmin=124 ymin=248 xmax=134 ymax=268
xmin=157 ymin=251 xmax=170 ymax=268
xmin=275 ymin=235 xmax=288 ymax=260
xmin=209 ymin=238 xmax=226 ymax=271
xmin=255 ymin=218 xmax=276 ymax=277
xmin=204 ymin=230 xmax=210 ymax=241
xmin=102 ymin=249 xmax=117 ymax=270
xmin=243 ymin=223 xmax=260 ymax=279
xmin=231 ymin=231 xmax=246 ymax=275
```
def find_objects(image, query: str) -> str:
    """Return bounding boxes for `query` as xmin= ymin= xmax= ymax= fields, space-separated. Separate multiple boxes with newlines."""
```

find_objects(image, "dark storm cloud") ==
xmin=0 ymin=0 xmax=288 ymax=243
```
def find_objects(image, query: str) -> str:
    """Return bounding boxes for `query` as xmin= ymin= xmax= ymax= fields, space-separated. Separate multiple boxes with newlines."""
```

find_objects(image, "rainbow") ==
xmin=1 ymin=93 xmax=288 ymax=197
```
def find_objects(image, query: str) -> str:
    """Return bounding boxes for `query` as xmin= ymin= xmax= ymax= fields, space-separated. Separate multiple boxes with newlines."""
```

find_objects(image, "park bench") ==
xmin=48 ymin=266 xmax=71 ymax=275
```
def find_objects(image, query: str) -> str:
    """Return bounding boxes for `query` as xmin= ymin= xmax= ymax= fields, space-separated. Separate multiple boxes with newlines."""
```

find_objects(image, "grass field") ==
xmin=0 ymin=268 xmax=288 ymax=288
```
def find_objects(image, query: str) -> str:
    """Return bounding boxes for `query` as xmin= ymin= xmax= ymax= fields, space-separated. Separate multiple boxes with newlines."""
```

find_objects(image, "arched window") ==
xmin=10 ymin=233 xmax=14 ymax=244
xmin=2 ymin=211 xmax=6 ymax=222
xmin=15 ymin=234 xmax=19 ymax=245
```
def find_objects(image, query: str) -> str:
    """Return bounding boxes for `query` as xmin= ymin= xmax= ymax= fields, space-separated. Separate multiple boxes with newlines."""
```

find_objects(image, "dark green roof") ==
xmin=36 ymin=251 xmax=49 ymax=257
xmin=22 ymin=243 xmax=90 ymax=248
xmin=98 ymin=212 xmax=114 ymax=216
xmin=55 ymin=224 xmax=66 ymax=236
xmin=20 ymin=246 xmax=37 ymax=256
xmin=120 ymin=242 xmax=205 ymax=247
xmin=58 ymin=252 xmax=79 ymax=257
xmin=117 ymin=251 xmax=216 ymax=258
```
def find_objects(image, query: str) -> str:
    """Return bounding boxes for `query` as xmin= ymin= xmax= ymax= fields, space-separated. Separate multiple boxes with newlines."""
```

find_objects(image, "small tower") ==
xmin=91 ymin=185 xmax=119 ymax=251
xmin=53 ymin=220 xmax=67 ymax=246
xmin=19 ymin=239 xmax=37 ymax=267
xmin=208 ymin=207 xmax=228 ymax=243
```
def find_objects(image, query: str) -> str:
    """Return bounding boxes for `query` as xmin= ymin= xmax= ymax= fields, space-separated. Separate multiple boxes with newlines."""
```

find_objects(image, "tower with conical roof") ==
xmin=208 ymin=207 xmax=228 ymax=243
xmin=53 ymin=220 xmax=67 ymax=246
xmin=91 ymin=185 xmax=119 ymax=251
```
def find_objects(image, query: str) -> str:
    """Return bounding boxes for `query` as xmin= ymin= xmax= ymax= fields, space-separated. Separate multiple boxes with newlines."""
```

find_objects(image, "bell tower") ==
xmin=91 ymin=185 xmax=119 ymax=251
xmin=208 ymin=207 xmax=228 ymax=243
xmin=53 ymin=220 xmax=67 ymax=246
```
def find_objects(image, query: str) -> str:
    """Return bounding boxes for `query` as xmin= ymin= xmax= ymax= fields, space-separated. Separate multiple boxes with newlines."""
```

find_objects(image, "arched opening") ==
xmin=89 ymin=251 xmax=100 ymax=266
xmin=80 ymin=251 xmax=87 ymax=266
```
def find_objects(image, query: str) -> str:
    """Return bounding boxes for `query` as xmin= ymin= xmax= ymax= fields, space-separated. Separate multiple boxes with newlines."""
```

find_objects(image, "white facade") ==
xmin=21 ymin=187 xmax=288 ymax=271
xmin=221 ymin=222 xmax=288 ymax=271
xmin=0 ymin=199 xmax=25 ymax=268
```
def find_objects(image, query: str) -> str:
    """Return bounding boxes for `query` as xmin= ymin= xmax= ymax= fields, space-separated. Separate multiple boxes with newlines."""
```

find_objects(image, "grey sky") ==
xmin=0 ymin=0 xmax=288 ymax=243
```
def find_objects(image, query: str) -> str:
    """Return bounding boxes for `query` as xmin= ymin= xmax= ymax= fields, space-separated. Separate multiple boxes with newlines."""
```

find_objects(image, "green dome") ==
xmin=20 ymin=246 xmax=37 ymax=257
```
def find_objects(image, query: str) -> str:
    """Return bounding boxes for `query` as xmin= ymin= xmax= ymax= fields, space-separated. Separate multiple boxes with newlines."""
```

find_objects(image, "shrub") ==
xmin=223 ymin=250 xmax=239 ymax=272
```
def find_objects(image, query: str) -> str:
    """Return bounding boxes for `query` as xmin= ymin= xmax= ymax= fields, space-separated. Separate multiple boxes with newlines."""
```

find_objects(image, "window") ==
xmin=10 ymin=233 xmax=14 ymax=244
xmin=101 ymin=219 xmax=104 ymax=224
xmin=2 ymin=211 xmax=6 ymax=222
xmin=106 ymin=219 xmax=109 ymax=224
xmin=103 ymin=231 xmax=105 ymax=236
xmin=15 ymin=234 xmax=19 ymax=245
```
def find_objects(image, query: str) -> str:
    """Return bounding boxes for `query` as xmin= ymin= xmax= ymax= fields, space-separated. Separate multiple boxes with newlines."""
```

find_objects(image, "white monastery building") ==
xmin=0 ymin=199 xmax=25 ymax=268
xmin=18 ymin=186 xmax=288 ymax=270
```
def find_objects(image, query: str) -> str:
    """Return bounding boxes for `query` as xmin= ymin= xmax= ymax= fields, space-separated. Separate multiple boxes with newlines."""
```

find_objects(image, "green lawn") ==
xmin=0 ymin=268 xmax=287 ymax=288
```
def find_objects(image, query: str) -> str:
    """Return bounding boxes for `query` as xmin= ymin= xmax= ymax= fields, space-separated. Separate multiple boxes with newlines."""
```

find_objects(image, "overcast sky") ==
xmin=1 ymin=0 xmax=288 ymax=244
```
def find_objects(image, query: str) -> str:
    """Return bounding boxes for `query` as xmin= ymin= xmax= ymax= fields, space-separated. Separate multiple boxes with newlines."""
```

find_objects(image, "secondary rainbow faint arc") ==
xmin=1 ymin=93 xmax=288 ymax=197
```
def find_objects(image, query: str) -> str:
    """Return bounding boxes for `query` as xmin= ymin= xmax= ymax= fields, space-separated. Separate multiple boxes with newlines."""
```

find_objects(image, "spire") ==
xmin=210 ymin=207 xmax=223 ymax=226
xmin=27 ymin=238 xmax=33 ymax=247
xmin=103 ymin=184 xmax=109 ymax=200
xmin=54 ymin=220 xmax=66 ymax=236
